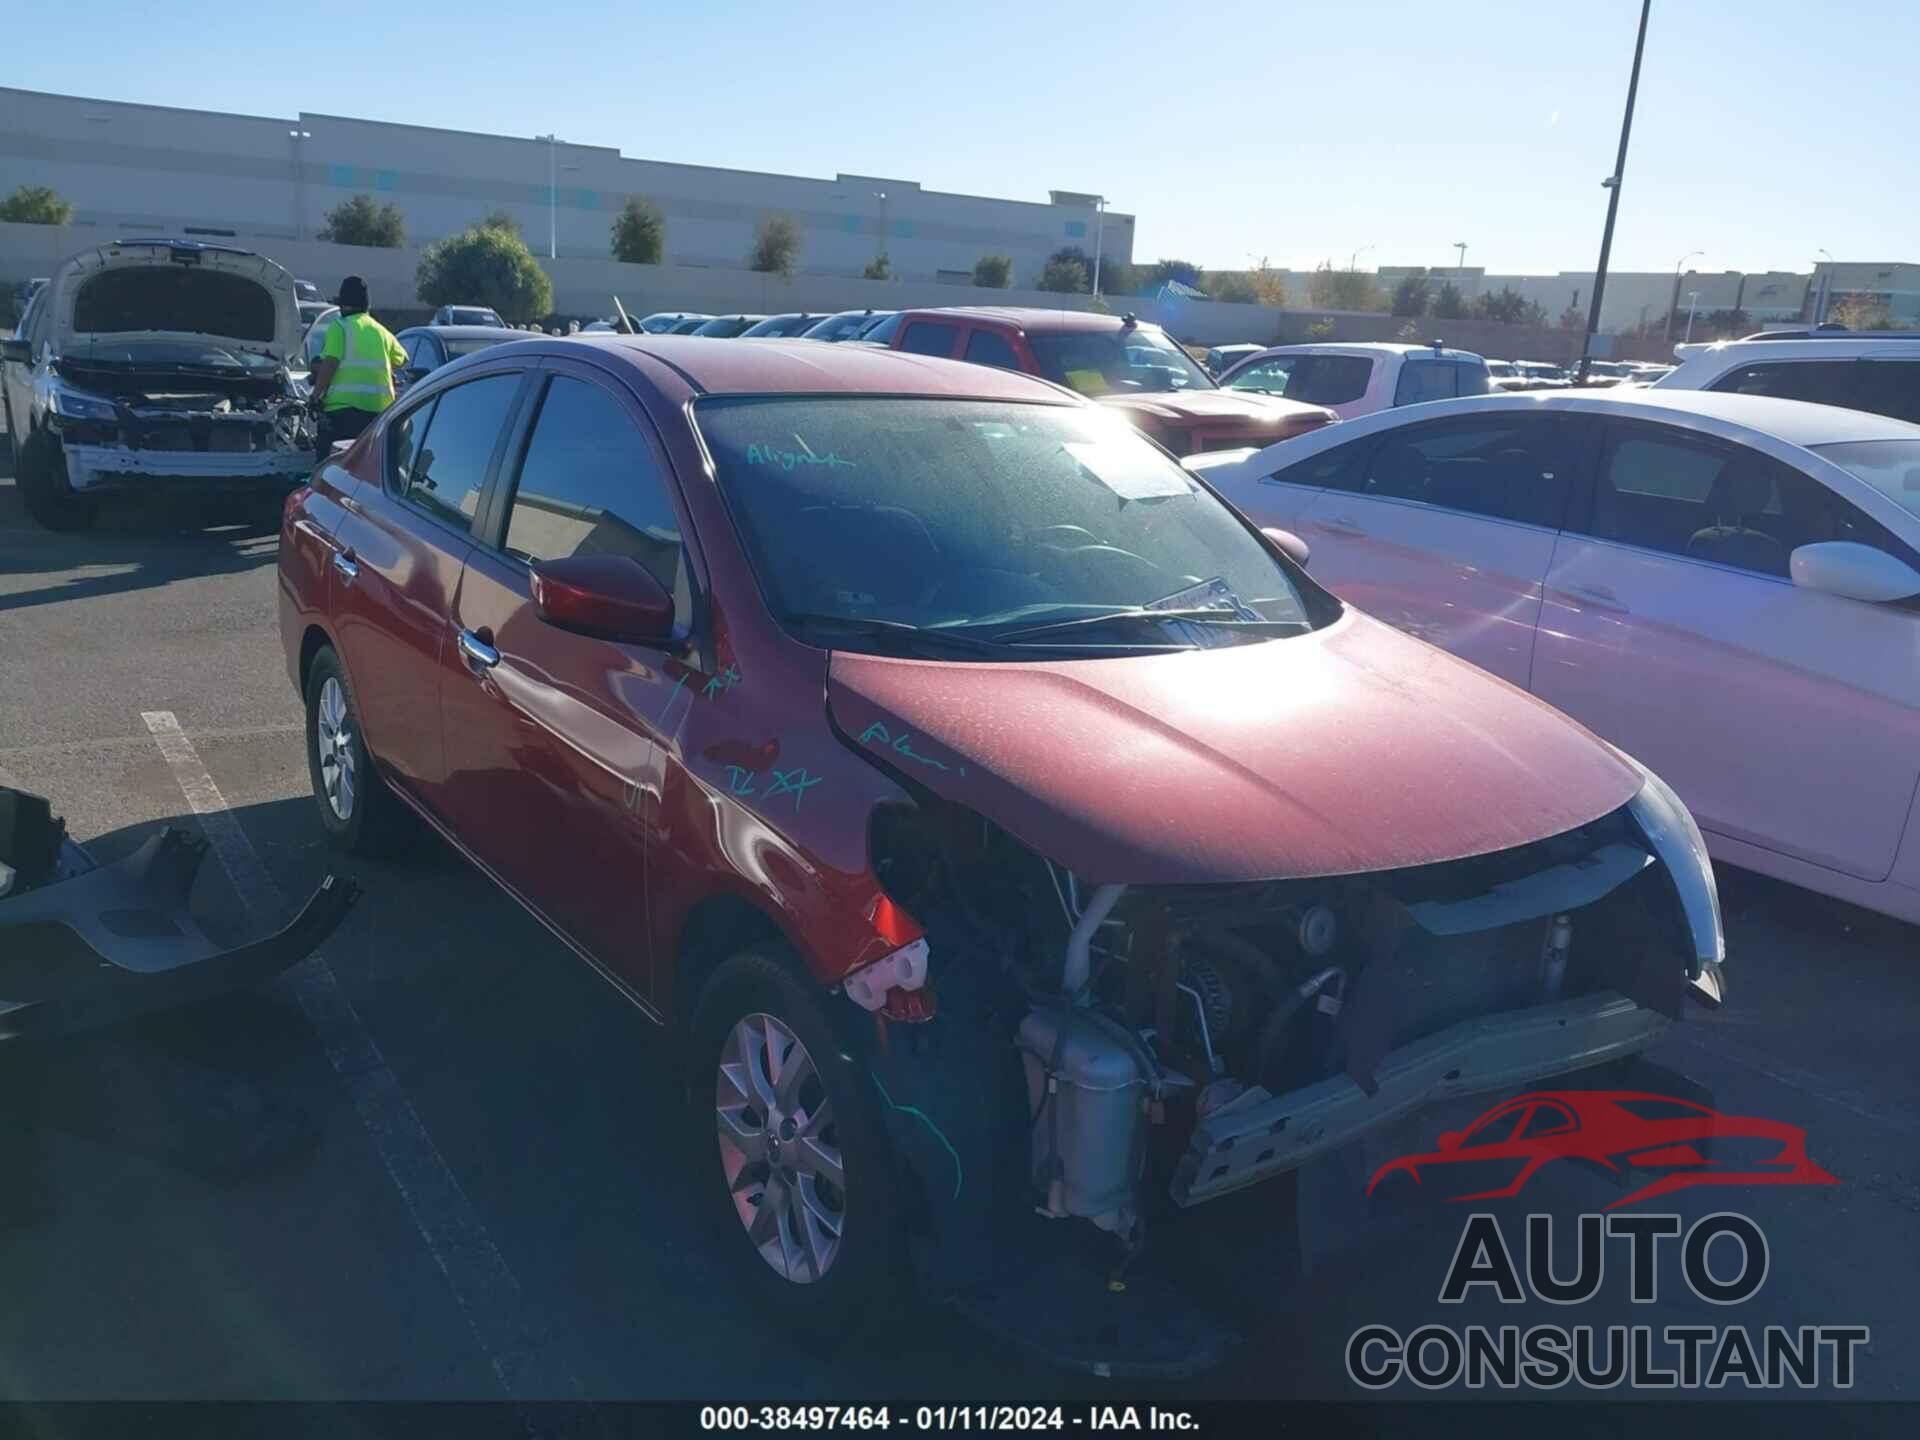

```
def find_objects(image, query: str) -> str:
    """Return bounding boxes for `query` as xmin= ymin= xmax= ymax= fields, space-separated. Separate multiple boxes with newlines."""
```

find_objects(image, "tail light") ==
xmin=844 ymin=894 xmax=931 ymax=1015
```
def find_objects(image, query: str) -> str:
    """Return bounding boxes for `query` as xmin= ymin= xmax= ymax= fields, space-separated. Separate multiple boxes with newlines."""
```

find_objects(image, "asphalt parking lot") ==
xmin=0 ymin=423 xmax=1914 ymax=1411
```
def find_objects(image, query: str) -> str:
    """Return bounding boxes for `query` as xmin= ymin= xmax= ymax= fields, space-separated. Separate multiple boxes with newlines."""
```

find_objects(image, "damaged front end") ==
xmin=852 ymin=770 xmax=1723 ymax=1370
xmin=0 ymin=786 xmax=357 ymax=1041
xmin=41 ymin=355 xmax=315 ymax=496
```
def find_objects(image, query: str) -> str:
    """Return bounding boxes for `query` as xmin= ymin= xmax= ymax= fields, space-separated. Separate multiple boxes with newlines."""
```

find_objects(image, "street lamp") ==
xmin=535 ymin=133 xmax=562 ymax=259
xmin=1685 ymin=289 xmax=1701 ymax=342
xmin=1090 ymin=195 xmax=1108 ymax=298
xmin=1574 ymin=0 xmax=1653 ymax=384
xmin=1350 ymin=242 xmax=1376 ymax=273
xmin=1453 ymin=241 xmax=1468 ymax=277
xmin=288 ymin=128 xmax=312 ymax=240
xmin=1663 ymin=249 xmax=1701 ymax=341
xmin=1813 ymin=247 xmax=1834 ymax=324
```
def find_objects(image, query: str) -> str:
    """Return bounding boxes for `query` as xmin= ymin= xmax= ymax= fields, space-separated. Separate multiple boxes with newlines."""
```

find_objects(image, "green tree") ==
xmin=415 ymin=221 xmax=553 ymax=323
xmin=1557 ymin=303 xmax=1585 ymax=330
xmin=1390 ymin=273 xmax=1431 ymax=318
xmin=1307 ymin=261 xmax=1381 ymax=311
xmin=862 ymin=253 xmax=891 ymax=280
xmin=1306 ymin=317 xmax=1337 ymax=340
xmin=610 ymin=196 xmax=665 ymax=264
xmin=973 ymin=253 xmax=1013 ymax=288
xmin=1250 ymin=257 xmax=1289 ymax=308
xmin=0 ymin=184 xmax=73 ymax=225
xmin=1473 ymin=286 xmax=1531 ymax=324
xmin=749 ymin=213 xmax=800 ymax=278
xmin=1096 ymin=257 xmax=1136 ymax=297
xmin=1432 ymin=281 xmax=1467 ymax=320
xmin=1519 ymin=299 xmax=1550 ymax=327
xmin=1829 ymin=293 xmax=1893 ymax=330
xmin=1208 ymin=272 xmax=1259 ymax=304
xmin=1037 ymin=246 xmax=1091 ymax=293
xmin=1144 ymin=258 xmax=1204 ymax=289
xmin=478 ymin=208 xmax=521 ymax=234
xmin=318 ymin=194 xmax=406 ymax=248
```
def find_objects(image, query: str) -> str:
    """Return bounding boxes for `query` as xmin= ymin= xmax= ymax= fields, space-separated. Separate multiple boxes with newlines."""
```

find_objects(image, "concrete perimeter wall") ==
xmin=2 ymin=223 xmax=1672 ymax=361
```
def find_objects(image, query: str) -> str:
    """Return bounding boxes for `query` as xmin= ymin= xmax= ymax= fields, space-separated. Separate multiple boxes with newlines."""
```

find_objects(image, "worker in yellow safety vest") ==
xmin=308 ymin=275 xmax=409 ymax=458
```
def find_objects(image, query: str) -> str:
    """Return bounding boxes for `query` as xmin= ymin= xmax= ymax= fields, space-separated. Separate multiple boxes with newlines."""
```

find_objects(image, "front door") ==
xmin=439 ymin=365 xmax=693 ymax=999
xmin=327 ymin=368 xmax=525 ymax=817
xmin=1533 ymin=419 xmax=1920 ymax=882
xmin=1292 ymin=415 xmax=1578 ymax=688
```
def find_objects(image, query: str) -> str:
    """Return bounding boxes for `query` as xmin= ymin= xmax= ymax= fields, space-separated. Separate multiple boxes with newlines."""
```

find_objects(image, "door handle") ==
xmin=457 ymin=629 xmax=500 ymax=670
xmin=1561 ymin=583 xmax=1630 ymax=614
xmin=331 ymin=549 xmax=359 ymax=585
xmin=1318 ymin=514 xmax=1369 ymax=538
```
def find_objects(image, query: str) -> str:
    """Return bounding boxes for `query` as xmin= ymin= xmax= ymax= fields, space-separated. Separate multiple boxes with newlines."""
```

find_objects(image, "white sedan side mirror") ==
xmin=1790 ymin=541 xmax=1920 ymax=604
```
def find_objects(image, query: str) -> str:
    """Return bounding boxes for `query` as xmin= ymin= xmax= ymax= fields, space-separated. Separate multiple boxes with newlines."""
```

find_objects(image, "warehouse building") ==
xmin=0 ymin=86 xmax=1137 ymax=287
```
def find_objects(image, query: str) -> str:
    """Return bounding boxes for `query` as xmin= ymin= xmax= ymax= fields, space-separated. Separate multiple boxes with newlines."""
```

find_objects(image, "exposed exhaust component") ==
xmin=1061 ymin=881 xmax=1124 ymax=997
xmin=1018 ymin=1007 xmax=1153 ymax=1234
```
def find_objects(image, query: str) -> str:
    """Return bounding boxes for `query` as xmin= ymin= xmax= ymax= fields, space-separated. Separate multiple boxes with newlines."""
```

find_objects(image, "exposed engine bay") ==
xmin=869 ymin=796 xmax=1714 ymax=1257
xmin=48 ymin=355 xmax=314 ymax=492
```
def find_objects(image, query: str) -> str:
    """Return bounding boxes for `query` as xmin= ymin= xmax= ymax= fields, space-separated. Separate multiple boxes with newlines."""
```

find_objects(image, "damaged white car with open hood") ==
xmin=1 ymin=239 xmax=315 ymax=530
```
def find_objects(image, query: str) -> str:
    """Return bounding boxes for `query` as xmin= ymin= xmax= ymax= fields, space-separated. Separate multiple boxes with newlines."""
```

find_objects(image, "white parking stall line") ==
xmin=140 ymin=710 xmax=583 ymax=1404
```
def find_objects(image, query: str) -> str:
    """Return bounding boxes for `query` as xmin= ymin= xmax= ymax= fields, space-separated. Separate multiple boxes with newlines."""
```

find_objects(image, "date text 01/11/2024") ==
xmin=697 ymin=1406 xmax=1202 ymax=1431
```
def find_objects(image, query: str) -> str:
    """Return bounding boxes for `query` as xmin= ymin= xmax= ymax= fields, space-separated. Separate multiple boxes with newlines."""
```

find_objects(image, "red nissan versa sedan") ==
xmin=277 ymin=335 xmax=1725 ymax=1370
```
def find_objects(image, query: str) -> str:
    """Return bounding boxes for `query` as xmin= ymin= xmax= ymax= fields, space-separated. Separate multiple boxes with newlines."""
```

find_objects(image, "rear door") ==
xmin=1292 ymin=414 xmax=1580 ymax=686
xmin=1534 ymin=419 xmax=1920 ymax=881
xmin=328 ymin=366 xmax=527 ymax=819
xmin=438 ymin=360 xmax=693 ymax=998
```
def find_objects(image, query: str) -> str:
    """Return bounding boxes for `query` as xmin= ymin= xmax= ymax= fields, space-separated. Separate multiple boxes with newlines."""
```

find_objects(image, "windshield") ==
xmin=640 ymin=314 xmax=688 ymax=333
xmin=1028 ymin=326 xmax=1214 ymax=397
xmin=1812 ymin=441 xmax=1920 ymax=523
xmin=694 ymin=316 xmax=759 ymax=337
xmin=741 ymin=315 xmax=818 ymax=338
xmin=1226 ymin=352 xmax=1375 ymax=406
xmin=806 ymin=312 xmax=880 ymax=341
xmin=446 ymin=308 xmax=499 ymax=325
xmin=696 ymin=396 xmax=1316 ymax=659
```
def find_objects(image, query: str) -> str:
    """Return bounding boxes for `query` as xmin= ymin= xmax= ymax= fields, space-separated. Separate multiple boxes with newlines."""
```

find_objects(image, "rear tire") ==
xmin=688 ymin=947 xmax=906 ymax=1339
xmin=18 ymin=428 xmax=95 ymax=531
xmin=304 ymin=645 xmax=408 ymax=856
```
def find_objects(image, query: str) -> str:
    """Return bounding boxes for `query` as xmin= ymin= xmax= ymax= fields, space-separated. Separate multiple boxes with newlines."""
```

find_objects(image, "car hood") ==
xmin=826 ymin=611 xmax=1641 ymax=884
xmin=45 ymin=243 xmax=303 ymax=363
xmin=1097 ymin=389 xmax=1334 ymax=432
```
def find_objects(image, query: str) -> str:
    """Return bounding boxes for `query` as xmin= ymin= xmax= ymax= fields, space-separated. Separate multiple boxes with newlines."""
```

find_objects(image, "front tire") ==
xmin=304 ymin=645 xmax=407 ymax=855
xmin=18 ymin=427 xmax=95 ymax=531
xmin=689 ymin=948 xmax=905 ymax=1334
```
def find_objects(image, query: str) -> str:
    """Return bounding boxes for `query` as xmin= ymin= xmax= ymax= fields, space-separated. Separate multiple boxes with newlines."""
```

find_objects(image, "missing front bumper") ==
xmin=1170 ymin=989 xmax=1668 ymax=1206
xmin=63 ymin=442 xmax=313 ymax=493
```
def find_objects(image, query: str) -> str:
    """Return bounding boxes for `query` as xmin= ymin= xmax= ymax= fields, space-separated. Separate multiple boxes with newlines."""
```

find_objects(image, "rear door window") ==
xmin=1358 ymin=418 xmax=1572 ymax=527
xmin=1394 ymin=360 xmax=1457 ymax=406
xmin=1269 ymin=436 xmax=1377 ymax=492
xmin=899 ymin=321 xmax=960 ymax=357
xmin=964 ymin=328 xmax=1023 ymax=371
xmin=398 ymin=372 xmax=521 ymax=532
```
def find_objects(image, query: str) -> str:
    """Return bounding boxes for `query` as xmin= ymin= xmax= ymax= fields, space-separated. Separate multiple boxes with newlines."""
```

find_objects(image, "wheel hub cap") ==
xmin=316 ymin=677 xmax=356 ymax=821
xmin=715 ymin=1012 xmax=846 ymax=1283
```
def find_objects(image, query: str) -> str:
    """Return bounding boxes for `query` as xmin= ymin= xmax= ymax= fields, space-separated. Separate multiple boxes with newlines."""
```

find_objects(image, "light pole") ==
xmin=1453 ymin=241 xmax=1467 ymax=278
xmin=1685 ymin=290 xmax=1701 ymax=342
xmin=536 ymin=133 xmax=561 ymax=259
xmin=1813 ymin=247 xmax=1833 ymax=324
xmin=1350 ymin=242 xmax=1375 ymax=273
xmin=288 ymin=128 xmax=311 ymax=240
xmin=1575 ymin=0 xmax=1653 ymax=384
xmin=1663 ymin=249 xmax=1701 ymax=340
xmin=1091 ymin=196 xmax=1108 ymax=298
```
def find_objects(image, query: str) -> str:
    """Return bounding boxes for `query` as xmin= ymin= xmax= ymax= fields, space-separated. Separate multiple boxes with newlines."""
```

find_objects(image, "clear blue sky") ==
xmin=11 ymin=0 xmax=1913 ymax=275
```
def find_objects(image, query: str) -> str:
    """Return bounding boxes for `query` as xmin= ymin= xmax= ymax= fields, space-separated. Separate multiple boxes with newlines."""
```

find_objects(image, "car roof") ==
xmin=897 ymin=306 xmax=1155 ymax=335
xmin=1276 ymin=388 xmax=1920 ymax=450
xmin=1669 ymin=336 xmax=1920 ymax=369
xmin=400 ymin=324 xmax=528 ymax=340
xmin=1252 ymin=342 xmax=1484 ymax=361
xmin=566 ymin=334 xmax=1083 ymax=401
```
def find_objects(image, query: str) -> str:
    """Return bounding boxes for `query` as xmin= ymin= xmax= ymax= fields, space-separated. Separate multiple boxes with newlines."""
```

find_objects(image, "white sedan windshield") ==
xmin=1812 ymin=440 xmax=1920 ymax=523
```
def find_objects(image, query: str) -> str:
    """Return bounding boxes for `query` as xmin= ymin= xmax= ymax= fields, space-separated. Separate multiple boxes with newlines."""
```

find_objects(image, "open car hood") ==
xmin=827 ymin=611 xmax=1642 ymax=885
xmin=45 ymin=242 xmax=303 ymax=364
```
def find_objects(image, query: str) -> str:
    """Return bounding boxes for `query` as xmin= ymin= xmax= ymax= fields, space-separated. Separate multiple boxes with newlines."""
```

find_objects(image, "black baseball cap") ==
xmin=335 ymin=275 xmax=369 ymax=309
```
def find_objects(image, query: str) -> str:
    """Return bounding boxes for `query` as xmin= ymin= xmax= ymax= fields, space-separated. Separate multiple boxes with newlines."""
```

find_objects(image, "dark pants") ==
xmin=316 ymin=406 xmax=376 ymax=461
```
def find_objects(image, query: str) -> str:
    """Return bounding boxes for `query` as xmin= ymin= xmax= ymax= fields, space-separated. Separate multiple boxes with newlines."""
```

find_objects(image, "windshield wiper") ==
xmin=991 ymin=607 xmax=1308 ymax=645
xmin=779 ymin=613 xmax=1015 ymax=656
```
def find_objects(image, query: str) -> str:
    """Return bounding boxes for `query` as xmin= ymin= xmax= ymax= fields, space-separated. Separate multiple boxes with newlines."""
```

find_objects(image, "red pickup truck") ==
xmin=877 ymin=306 xmax=1336 ymax=456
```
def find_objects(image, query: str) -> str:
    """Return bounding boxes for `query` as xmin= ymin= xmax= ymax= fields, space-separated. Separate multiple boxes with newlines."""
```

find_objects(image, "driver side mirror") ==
xmin=531 ymin=554 xmax=675 ymax=645
xmin=1790 ymin=541 xmax=1920 ymax=604
xmin=1 ymin=337 xmax=29 ymax=364
xmin=1262 ymin=526 xmax=1311 ymax=569
xmin=1436 ymin=1131 xmax=1463 ymax=1153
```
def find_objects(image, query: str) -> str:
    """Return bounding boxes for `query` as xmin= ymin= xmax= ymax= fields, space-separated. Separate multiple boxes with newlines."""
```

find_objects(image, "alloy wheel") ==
xmin=715 ymin=1012 xmax=847 ymax=1283
xmin=315 ymin=676 xmax=357 ymax=821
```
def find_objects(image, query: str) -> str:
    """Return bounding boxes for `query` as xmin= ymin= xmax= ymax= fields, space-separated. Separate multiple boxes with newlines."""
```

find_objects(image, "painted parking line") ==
xmin=141 ymin=710 xmax=583 ymax=1404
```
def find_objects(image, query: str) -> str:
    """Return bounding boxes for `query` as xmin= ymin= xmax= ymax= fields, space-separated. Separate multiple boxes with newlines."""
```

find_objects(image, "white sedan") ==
xmin=1191 ymin=388 xmax=1920 ymax=925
